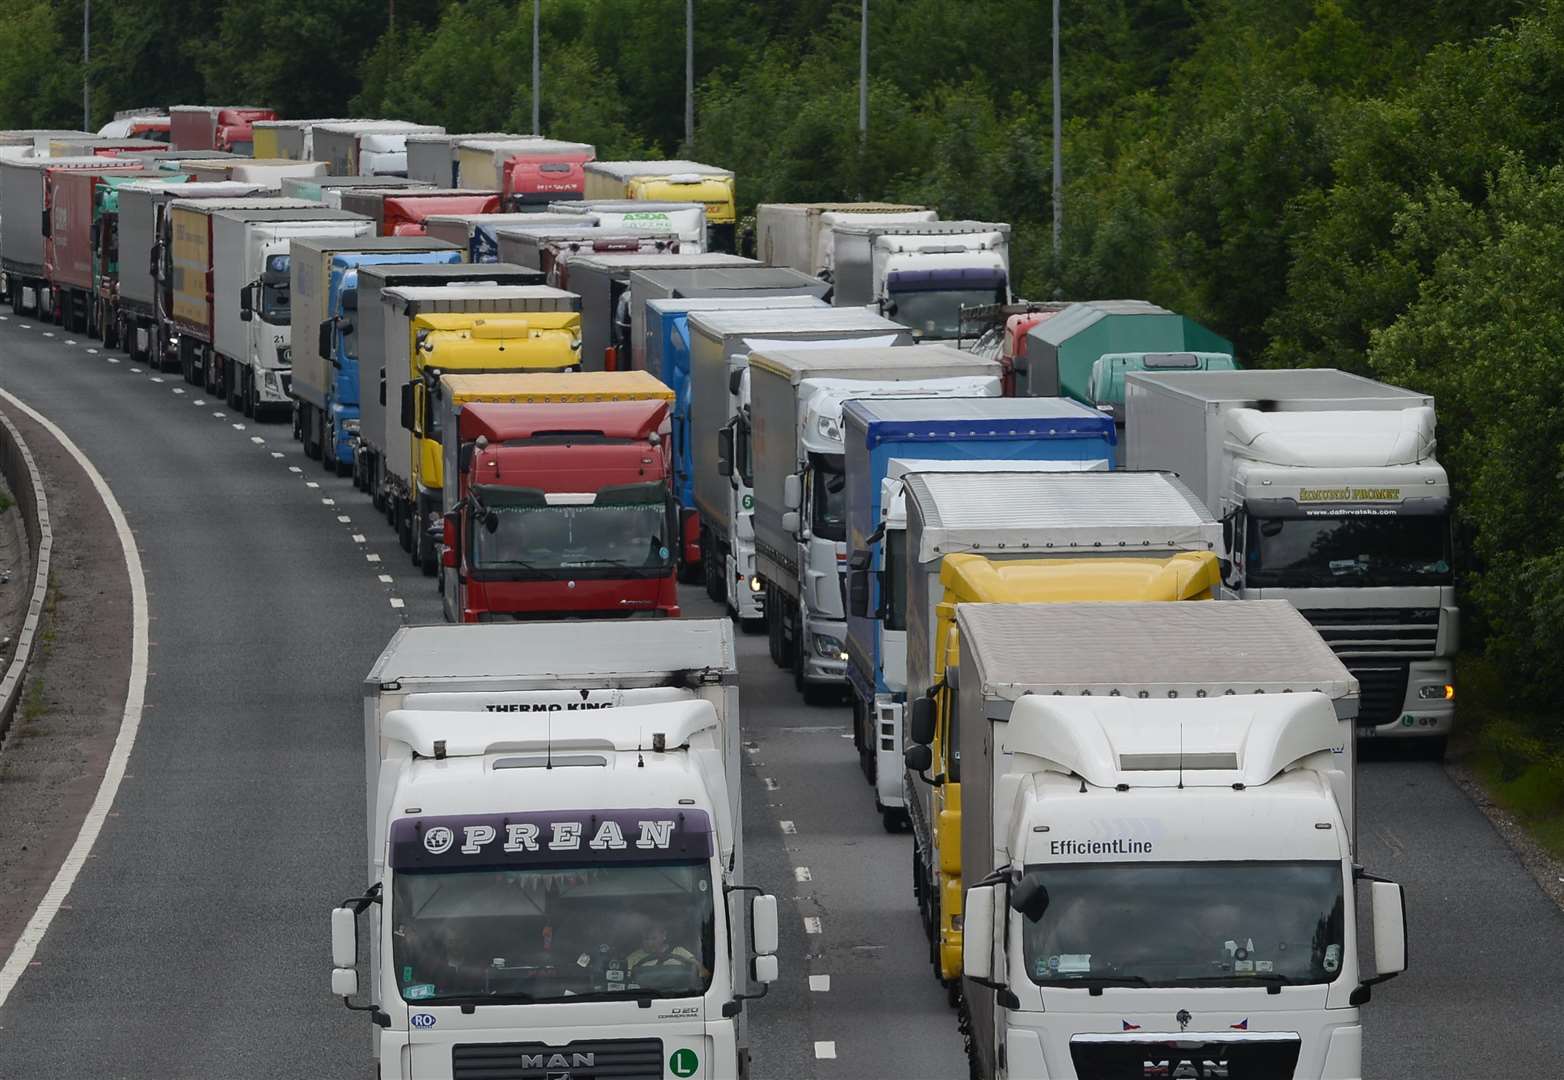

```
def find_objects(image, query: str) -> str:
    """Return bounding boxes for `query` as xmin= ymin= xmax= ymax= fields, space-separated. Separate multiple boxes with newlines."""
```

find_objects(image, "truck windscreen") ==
xmin=1246 ymin=513 xmax=1453 ymax=588
xmin=392 ymin=863 xmax=715 ymax=1005
xmin=889 ymin=288 xmax=1005 ymax=341
xmin=472 ymin=485 xmax=675 ymax=576
xmin=1017 ymin=861 xmax=1345 ymax=988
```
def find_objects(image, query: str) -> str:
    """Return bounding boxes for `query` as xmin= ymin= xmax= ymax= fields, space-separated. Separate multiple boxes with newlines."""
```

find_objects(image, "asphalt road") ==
xmin=0 ymin=311 xmax=1560 ymax=1079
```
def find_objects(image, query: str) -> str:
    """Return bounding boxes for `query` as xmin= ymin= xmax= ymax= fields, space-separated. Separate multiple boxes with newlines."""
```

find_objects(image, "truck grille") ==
xmin=1350 ymin=663 xmax=1411 ymax=727
xmin=1070 ymin=1035 xmax=1300 ymax=1078
xmin=452 ymin=1038 xmax=662 ymax=1080
xmin=1297 ymin=607 xmax=1438 ymax=659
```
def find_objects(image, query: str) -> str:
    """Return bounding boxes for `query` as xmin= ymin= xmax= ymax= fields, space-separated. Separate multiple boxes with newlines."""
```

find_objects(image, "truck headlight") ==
xmin=812 ymin=633 xmax=845 ymax=658
xmin=748 ymin=575 xmax=763 ymax=593
xmin=1418 ymin=683 xmax=1454 ymax=701
xmin=816 ymin=415 xmax=842 ymax=441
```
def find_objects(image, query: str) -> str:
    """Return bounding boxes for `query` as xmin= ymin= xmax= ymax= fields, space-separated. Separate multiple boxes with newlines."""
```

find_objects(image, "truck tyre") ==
xmin=396 ymin=501 xmax=413 ymax=553
xmin=243 ymin=372 xmax=256 ymax=419
xmin=418 ymin=523 xmax=437 ymax=577
xmin=766 ymin=595 xmax=785 ymax=667
xmin=880 ymin=806 xmax=909 ymax=834
xmin=703 ymin=533 xmax=724 ymax=605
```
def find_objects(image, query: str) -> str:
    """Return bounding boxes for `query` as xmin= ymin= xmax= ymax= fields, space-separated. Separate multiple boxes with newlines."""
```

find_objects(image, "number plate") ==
xmin=1356 ymin=725 xmax=1379 ymax=738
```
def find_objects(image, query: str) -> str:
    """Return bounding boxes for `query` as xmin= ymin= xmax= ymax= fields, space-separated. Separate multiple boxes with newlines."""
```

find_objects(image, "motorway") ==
xmin=0 ymin=311 xmax=1559 ymax=1078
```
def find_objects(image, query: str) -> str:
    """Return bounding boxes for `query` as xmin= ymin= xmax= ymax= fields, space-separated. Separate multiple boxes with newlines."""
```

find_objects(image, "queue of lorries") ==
xmin=0 ymin=106 xmax=1457 ymax=1080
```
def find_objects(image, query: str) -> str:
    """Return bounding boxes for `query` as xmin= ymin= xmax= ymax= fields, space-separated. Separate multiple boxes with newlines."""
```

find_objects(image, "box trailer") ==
xmin=456 ymin=138 xmax=596 ymax=208
xmin=310 ymin=121 xmax=445 ymax=177
xmin=336 ymin=188 xmax=502 ymax=236
xmin=583 ymin=161 xmax=736 ymax=251
xmin=424 ymin=212 xmax=591 ymax=263
xmin=755 ymin=202 xmax=934 ymax=276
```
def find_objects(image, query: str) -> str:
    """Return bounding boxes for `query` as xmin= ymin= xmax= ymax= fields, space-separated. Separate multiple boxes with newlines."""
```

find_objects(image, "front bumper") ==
xmin=802 ymin=616 xmax=848 ymax=683
xmin=1356 ymin=658 xmax=1454 ymax=739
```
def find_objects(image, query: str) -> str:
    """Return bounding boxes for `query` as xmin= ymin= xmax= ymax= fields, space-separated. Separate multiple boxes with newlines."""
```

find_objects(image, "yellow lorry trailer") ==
xmin=897 ymin=469 xmax=1223 ymax=1001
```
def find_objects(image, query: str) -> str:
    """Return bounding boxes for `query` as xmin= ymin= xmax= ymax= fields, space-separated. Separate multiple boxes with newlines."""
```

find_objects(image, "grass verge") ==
xmin=1454 ymin=654 xmax=1564 ymax=860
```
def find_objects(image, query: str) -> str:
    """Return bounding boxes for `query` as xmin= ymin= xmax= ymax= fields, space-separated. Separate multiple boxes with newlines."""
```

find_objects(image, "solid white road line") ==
xmin=0 ymin=390 xmax=149 ymax=1008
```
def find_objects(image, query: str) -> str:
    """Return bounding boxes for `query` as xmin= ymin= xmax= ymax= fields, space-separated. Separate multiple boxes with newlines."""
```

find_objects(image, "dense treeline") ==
xmin=3 ymin=0 xmax=1559 ymax=733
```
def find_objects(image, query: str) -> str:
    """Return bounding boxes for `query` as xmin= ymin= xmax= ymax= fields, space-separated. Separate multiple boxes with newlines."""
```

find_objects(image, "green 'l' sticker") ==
xmin=669 ymin=1047 xmax=699 ymax=1078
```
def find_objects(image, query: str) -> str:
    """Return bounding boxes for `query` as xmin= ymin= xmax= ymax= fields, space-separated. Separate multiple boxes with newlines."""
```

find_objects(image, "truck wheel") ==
xmin=418 ymin=523 xmax=436 ymax=577
xmin=703 ymin=535 xmax=724 ymax=604
xmin=880 ymin=806 xmax=909 ymax=834
xmin=766 ymin=596 xmax=785 ymax=667
xmin=243 ymin=372 xmax=256 ymax=419
xmin=336 ymin=454 xmax=352 ymax=479
xmin=396 ymin=501 xmax=413 ymax=553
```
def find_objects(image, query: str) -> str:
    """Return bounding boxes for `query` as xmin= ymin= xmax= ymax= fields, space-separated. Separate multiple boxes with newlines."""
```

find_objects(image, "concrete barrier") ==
xmin=0 ymin=408 xmax=51 ymax=745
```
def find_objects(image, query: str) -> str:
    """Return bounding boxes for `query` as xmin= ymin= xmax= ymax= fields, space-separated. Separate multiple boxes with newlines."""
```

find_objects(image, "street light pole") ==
xmin=1051 ymin=0 xmax=1062 ymax=262
xmin=685 ymin=0 xmax=695 ymax=151
xmin=859 ymin=0 xmax=869 ymax=142
xmin=532 ymin=0 xmax=541 ymax=135
xmin=82 ymin=0 xmax=91 ymax=131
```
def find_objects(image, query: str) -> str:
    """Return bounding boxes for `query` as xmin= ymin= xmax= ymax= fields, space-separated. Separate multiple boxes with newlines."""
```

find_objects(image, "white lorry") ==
xmin=549 ymin=200 xmax=710 ymax=254
xmin=948 ymin=599 xmax=1405 ymax=1080
xmin=334 ymin=619 xmax=778 ymax=1080
xmin=686 ymin=309 xmax=911 ymax=625
xmin=830 ymin=220 xmax=1011 ymax=342
xmin=213 ymin=207 xmax=376 ymax=417
xmin=312 ymin=121 xmax=445 ymax=177
xmin=746 ymin=344 xmax=1000 ymax=698
xmin=753 ymin=203 xmax=935 ymax=277
xmin=1126 ymin=368 xmax=1458 ymax=751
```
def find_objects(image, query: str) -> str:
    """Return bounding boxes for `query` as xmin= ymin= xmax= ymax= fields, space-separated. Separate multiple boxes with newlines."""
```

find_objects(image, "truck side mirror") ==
xmin=717 ymin=426 xmax=733 ymax=477
xmin=1371 ymin=881 xmax=1407 ymax=977
xmin=752 ymin=894 xmax=779 ymax=956
xmin=400 ymin=382 xmax=415 ymax=432
xmin=379 ymin=369 xmax=386 ymax=407
xmin=728 ymin=368 xmax=744 ymax=395
xmin=903 ymin=743 xmax=933 ymax=774
xmin=962 ymin=885 xmax=995 ymax=981
xmin=40 ymin=209 xmax=50 ymax=238
xmin=239 ymin=282 xmax=254 ymax=321
xmin=753 ymin=954 xmax=778 ymax=985
xmin=908 ymin=697 xmax=936 ymax=746
xmin=783 ymin=474 xmax=802 ymax=511
xmin=1010 ymin=877 xmax=1050 ymax=921
xmin=848 ymin=568 xmax=870 ymax=618
xmin=318 ymin=319 xmax=332 ymax=360
xmin=331 ymin=906 xmax=357 ymax=969
xmin=781 ymin=511 xmax=800 ymax=535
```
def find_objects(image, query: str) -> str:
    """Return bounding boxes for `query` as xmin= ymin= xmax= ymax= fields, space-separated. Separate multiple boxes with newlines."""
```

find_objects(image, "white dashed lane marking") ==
xmin=352 ymin=534 xmax=366 ymax=543
xmin=803 ymin=917 xmax=821 ymax=934
xmin=815 ymin=1042 xmax=836 ymax=1060
xmin=763 ymin=777 xmax=779 ymax=791
xmin=794 ymin=867 xmax=812 ymax=882
xmin=366 ymin=554 xmax=381 ymax=564
xmin=389 ymin=598 xmax=405 ymax=609
xmin=779 ymin=820 xmax=796 ymax=835
xmin=378 ymin=574 xmax=393 ymax=584
xmin=809 ymin=974 xmax=830 ymax=992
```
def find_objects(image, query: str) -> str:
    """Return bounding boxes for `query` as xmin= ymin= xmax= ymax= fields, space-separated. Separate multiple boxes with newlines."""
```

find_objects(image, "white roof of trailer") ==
xmin=956 ymin=600 xmax=1357 ymax=704
xmin=906 ymin=471 xmax=1217 ymax=560
xmin=367 ymin=619 xmax=737 ymax=687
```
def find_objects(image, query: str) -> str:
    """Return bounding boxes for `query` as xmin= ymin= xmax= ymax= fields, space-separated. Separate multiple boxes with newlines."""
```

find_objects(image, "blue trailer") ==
xmin=322 ymin=249 xmax=464 ymax=470
xmin=841 ymin=397 xmax=1117 ymax=827
xmin=643 ymin=294 xmax=829 ymax=580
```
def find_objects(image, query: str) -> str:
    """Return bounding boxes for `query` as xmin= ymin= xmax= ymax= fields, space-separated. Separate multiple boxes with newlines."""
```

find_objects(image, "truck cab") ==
xmin=950 ymin=601 xmax=1401 ymax=1080
xmin=831 ymin=221 xmax=1012 ymax=342
xmin=337 ymin=621 xmax=778 ymax=1080
xmin=1085 ymin=350 xmax=1237 ymax=428
xmin=1126 ymin=369 xmax=1458 ymax=750
xmin=439 ymin=383 xmax=679 ymax=623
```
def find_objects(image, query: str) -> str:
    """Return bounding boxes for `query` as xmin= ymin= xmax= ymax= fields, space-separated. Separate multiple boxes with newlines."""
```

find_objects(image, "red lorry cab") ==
xmin=506 ymin=152 xmax=595 ymax=208
xmin=446 ymin=399 xmax=681 ymax=623
xmin=170 ymin=107 xmax=276 ymax=155
xmin=384 ymin=194 xmax=502 ymax=236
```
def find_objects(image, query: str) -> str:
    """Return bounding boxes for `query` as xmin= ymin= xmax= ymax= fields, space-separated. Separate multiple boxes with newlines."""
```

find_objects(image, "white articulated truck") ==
xmin=686 ymin=309 xmax=911 ymax=626
xmin=746 ymin=344 xmax=1001 ymax=699
xmin=830 ymin=220 xmax=1011 ymax=342
xmin=550 ymin=200 xmax=709 ymax=254
xmin=753 ymin=203 xmax=935 ymax=278
xmin=949 ymin=600 xmax=1406 ymax=1080
xmin=334 ymin=619 xmax=778 ymax=1080
xmin=1126 ymin=368 xmax=1458 ymax=751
